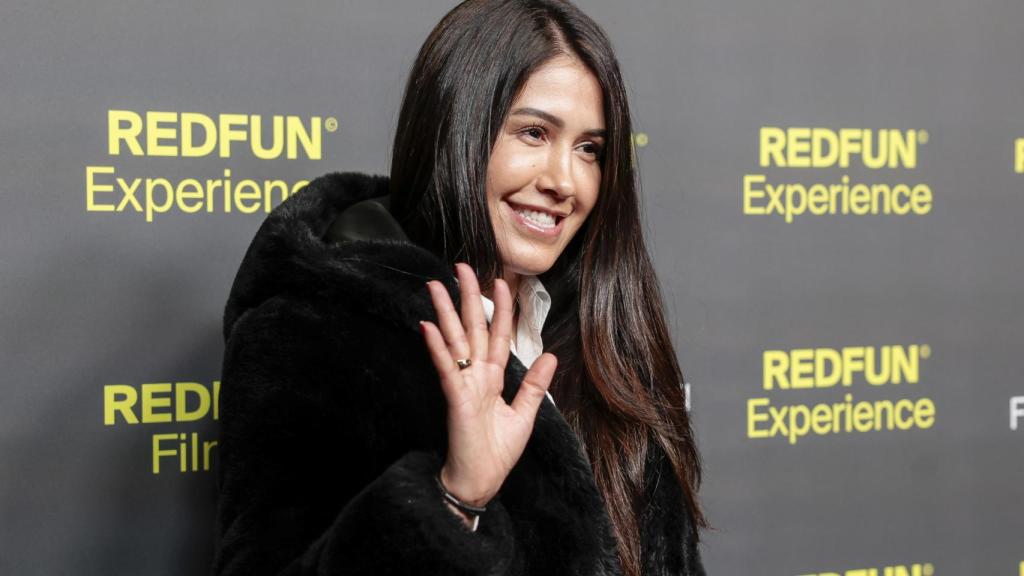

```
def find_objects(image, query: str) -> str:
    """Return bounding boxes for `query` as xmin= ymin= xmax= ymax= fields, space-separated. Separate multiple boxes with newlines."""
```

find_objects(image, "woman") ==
xmin=213 ymin=1 xmax=708 ymax=575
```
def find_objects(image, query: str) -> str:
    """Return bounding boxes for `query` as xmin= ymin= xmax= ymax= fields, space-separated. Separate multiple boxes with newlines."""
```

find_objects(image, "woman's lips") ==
xmin=505 ymin=200 xmax=564 ymax=240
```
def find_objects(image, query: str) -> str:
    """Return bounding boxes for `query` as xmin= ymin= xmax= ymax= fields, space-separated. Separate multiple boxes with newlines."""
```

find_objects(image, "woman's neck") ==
xmin=482 ymin=270 xmax=521 ymax=338
xmin=481 ymin=270 xmax=521 ymax=303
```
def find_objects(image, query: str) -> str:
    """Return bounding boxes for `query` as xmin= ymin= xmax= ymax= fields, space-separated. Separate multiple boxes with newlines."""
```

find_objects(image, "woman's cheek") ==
xmin=505 ymin=149 xmax=543 ymax=177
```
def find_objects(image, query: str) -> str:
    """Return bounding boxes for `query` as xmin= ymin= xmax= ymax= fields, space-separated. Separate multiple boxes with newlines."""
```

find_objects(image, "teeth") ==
xmin=514 ymin=207 xmax=557 ymax=228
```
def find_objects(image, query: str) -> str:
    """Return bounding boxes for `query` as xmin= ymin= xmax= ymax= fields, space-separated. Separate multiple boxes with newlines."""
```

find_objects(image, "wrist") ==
xmin=437 ymin=467 xmax=486 ymax=533
xmin=439 ymin=464 xmax=493 ymax=508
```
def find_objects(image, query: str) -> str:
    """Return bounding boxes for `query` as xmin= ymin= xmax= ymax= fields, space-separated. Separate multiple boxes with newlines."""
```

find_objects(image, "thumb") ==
xmin=510 ymin=352 xmax=557 ymax=418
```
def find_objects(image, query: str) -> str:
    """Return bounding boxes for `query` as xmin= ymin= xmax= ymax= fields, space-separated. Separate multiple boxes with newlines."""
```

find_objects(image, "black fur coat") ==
xmin=212 ymin=172 xmax=707 ymax=576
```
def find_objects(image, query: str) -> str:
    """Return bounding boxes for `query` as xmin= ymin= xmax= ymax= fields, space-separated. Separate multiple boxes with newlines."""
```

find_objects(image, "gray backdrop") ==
xmin=1 ymin=0 xmax=1021 ymax=574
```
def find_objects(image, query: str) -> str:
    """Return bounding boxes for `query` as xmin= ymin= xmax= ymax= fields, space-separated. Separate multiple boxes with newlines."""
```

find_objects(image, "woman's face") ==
xmin=486 ymin=53 xmax=606 ymax=279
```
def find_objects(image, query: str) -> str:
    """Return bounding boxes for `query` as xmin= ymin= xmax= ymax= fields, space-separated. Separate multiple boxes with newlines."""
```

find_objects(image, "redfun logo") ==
xmin=744 ymin=126 xmax=933 ymax=222
xmin=799 ymin=562 xmax=934 ymax=576
xmin=86 ymin=109 xmax=335 ymax=221
xmin=104 ymin=381 xmax=220 ymax=474
xmin=747 ymin=344 xmax=936 ymax=444
xmin=107 ymin=110 xmax=333 ymax=160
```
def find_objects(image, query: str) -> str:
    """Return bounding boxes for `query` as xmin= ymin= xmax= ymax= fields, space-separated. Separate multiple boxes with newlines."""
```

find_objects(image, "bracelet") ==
xmin=434 ymin=472 xmax=488 ymax=517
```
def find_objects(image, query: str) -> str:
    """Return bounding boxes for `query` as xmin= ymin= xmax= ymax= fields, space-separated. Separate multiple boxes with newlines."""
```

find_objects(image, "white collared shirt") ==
xmin=479 ymin=275 xmax=556 ymax=407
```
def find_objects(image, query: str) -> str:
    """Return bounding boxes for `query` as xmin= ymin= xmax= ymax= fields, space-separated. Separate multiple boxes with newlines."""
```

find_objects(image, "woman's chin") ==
xmin=502 ymin=255 xmax=558 ymax=278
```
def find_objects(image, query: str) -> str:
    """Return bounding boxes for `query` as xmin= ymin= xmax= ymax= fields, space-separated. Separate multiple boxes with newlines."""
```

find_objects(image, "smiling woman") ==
xmin=214 ymin=1 xmax=708 ymax=575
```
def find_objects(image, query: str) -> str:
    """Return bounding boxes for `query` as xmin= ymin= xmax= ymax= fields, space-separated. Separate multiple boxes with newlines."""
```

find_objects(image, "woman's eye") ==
xmin=580 ymin=142 xmax=604 ymax=159
xmin=522 ymin=126 xmax=545 ymax=140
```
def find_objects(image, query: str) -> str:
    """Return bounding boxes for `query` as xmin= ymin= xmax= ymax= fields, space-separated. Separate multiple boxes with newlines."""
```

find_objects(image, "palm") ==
xmin=421 ymin=263 xmax=556 ymax=506
xmin=450 ymin=378 xmax=530 ymax=466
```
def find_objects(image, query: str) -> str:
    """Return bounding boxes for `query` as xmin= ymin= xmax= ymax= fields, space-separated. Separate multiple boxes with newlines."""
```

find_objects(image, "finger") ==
xmin=486 ymin=277 xmax=514 ymax=370
xmin=426 ymin=279 xmax=471 ymax=362
xmin=510 ymin=352 xmax=557 ymax=420
xmin=419 ymin=320 xmax=463 ymax=397
xmin=455 ymin=263 xmax=488 ymax=362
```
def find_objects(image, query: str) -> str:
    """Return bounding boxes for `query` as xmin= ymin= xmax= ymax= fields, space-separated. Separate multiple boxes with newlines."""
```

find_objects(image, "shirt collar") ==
xmin=479 ymin=275 xmax=551 ymax=331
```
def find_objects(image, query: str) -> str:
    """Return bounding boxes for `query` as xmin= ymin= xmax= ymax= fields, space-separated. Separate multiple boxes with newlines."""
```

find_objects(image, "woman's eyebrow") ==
xmin=510 ymin=107 xmax=606 ymax=138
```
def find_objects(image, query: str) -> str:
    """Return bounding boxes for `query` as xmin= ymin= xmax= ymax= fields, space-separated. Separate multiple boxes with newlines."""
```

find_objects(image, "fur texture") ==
xmin=213 ymin=172 xmax=707 ymax=575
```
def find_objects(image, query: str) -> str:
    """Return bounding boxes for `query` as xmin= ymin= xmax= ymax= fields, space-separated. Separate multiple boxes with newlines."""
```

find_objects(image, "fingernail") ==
xmin=419 ymin=320 xmax=427 ymax=334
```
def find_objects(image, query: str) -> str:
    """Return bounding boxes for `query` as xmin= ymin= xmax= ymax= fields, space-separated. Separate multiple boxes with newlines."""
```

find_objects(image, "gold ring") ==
xmin=456 ymin=358 xmax=472 ymax=370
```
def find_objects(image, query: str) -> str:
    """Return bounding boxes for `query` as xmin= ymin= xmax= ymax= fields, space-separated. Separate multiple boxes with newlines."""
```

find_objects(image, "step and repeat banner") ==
xmin=1 ymin=0 xmax=1021 ymax=574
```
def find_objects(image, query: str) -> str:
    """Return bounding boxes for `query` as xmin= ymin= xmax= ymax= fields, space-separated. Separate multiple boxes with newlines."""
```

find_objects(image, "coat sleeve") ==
xmin=212 ymin=296 xmax=518 ymax=576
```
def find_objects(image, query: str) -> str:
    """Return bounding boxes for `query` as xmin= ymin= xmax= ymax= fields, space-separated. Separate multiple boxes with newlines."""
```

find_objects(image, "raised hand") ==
xmin=420 ymin=263 xmax=557 ymax=513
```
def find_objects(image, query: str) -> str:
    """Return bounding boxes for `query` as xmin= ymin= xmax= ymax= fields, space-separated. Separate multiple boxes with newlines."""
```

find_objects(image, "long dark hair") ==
xmin=389 ymin=1 xmax=707 ymax=573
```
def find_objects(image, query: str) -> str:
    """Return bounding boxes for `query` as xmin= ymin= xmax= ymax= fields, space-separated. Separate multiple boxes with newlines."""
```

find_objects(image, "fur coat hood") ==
xmin=213 ymin=172 xmax=707 ymax=576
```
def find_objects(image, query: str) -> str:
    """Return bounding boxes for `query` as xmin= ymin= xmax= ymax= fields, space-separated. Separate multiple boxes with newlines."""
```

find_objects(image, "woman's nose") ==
xmin=538 ymin=146 xmax=576 ymax=199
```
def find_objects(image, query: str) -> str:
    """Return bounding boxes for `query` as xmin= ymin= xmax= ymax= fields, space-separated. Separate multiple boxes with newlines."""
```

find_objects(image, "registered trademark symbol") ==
xmin=920 ymin=344 xmax=931 ymax=358
xmin=632 ymin=132 xmax=649 ymax=148
xmin=918 ymin=129 xmax=929 ymax=144
xmin=325 ymin=117 xmax=338 ymax=132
